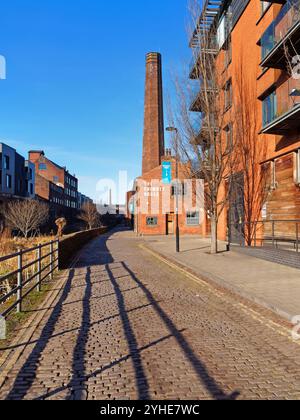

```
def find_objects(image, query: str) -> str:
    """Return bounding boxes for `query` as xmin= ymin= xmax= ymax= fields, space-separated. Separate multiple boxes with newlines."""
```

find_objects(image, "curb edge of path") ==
xmin=0 ymin=250 xmax=82 ymax=390
xmin=140 ymin=243 xmax=295 ymax=329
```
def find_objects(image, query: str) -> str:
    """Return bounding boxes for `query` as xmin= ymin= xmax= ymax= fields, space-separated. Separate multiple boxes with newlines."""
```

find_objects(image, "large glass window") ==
xmin=263 ymin=92 xmax=277 ymax=126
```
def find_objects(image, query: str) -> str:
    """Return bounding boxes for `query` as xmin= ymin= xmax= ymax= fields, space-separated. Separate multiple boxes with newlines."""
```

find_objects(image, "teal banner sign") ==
xmin=162 ymin=161 xmax=172 ymax=185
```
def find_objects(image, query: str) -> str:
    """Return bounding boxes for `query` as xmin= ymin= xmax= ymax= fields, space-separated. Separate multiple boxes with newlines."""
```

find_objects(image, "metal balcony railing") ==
xmin=261 ymin=0 xmax=300 ymax=62
xmin=0 ymin=240 xmax=59 ymax=317
xmin=263 ymin=77 xmax=300 ymax=128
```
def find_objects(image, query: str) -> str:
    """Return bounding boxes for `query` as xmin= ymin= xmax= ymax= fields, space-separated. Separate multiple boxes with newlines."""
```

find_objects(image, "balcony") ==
xmin=189 ymin=39 xmax=218 ymax=79
xmin=189 ymin=80 xmax=217 ymax=112
xmin=262 ymin=77 xmax=300 ymax=135
xmin=261 ymin=0 xmax=300 ymax=69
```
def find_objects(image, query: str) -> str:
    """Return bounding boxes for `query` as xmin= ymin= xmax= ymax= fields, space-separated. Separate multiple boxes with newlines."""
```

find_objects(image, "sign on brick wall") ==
xmin=162 ymin=162 xmax=172 ymax=185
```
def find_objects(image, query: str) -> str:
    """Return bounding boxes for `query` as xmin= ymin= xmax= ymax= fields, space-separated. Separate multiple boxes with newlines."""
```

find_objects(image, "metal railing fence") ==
xmin=0 ymin=240 xmax=59 ymax=318
xmin=229 ymin=220 xmax=300 ymax=252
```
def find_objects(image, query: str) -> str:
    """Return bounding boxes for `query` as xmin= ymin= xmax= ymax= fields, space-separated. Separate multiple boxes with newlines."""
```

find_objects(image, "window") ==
xmin=4 ymin=155 xmax=10 ymax=170
xmin=39 ymin=163 xmax=47 ymax=170
xmin=6 ymin=174 xmax=12 ymax=189
xmin=224 ymin=38 xmax=232 ymax=69
xmin=224 ymin=124 xmax=233 ymax=151
xmin=146 ymin=217 xmax=158 ymax=226
xmin=261 ymin=1 xmax=270 ymax=15
xmin=263 ymin=92 xmax=277 ymax=127
xmin=53 ymin=176 xmax=59 ymax=183
xmin=171 ymin=183 xmax=185 ymax=196
xmin=30 ymin=183 xmax=34 ymax=195
xmin=186 ymin=212 xmax=200 ymax=226
xmin=224 ymin=79 xmax=232 ymax=111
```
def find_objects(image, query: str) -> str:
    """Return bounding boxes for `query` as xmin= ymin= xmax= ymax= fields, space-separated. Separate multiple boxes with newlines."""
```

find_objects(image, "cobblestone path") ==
xmin=1 ymin=228 xmax=300 ymax=400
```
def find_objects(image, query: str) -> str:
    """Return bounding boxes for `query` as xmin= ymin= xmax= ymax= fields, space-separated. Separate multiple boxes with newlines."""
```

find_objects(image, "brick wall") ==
xmin=142 ymin=53 xmax=165 ymax=175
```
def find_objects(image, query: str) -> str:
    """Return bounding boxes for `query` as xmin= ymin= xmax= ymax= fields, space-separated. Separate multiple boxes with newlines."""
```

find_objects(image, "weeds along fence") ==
xmin=0 ymin=240 xmax=59 ymax=317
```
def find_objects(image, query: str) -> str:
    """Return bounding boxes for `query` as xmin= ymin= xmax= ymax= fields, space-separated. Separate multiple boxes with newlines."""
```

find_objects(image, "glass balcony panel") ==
xmin=263 ymin=77 xmax=300 ymax=127
xmin=261 ymin=0 xmax=300 ymax=61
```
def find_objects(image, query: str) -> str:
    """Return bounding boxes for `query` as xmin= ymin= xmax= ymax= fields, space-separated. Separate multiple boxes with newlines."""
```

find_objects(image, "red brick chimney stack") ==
xmin=142 ymin=52 xmax=165 ymax=175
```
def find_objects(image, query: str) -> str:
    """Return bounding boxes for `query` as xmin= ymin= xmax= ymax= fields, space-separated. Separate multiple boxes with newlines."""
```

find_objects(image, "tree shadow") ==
xmin=120 ymin=261 xmax=240 ymax=401
xmin=5 ymin=269 xmax=75 ymax=400
xmin=106 ymin=264 xmax=150 ymax=400
xmin=66 ymin=267 xmax=92 ymax=400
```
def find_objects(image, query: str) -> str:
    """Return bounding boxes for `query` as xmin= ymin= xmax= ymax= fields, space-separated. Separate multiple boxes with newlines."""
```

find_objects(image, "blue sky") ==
xmin=0 ymin=0 xmax=190 ymax=202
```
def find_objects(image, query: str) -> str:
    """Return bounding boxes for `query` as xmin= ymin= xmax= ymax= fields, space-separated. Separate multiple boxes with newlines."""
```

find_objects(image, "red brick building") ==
xmin=129 ymin=53 xmax=206 ymax=236
xmin=29 ymin=150 xmax=79 ymax=221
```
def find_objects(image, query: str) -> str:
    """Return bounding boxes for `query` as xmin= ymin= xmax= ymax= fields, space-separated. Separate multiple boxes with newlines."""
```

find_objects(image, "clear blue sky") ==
xmin=0 ymin=0 xmax=190 ymax=202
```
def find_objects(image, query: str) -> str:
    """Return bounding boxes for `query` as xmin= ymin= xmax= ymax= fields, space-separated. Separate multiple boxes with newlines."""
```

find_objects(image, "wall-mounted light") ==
xmin=290 ymin=88 xmax=300 ymax=106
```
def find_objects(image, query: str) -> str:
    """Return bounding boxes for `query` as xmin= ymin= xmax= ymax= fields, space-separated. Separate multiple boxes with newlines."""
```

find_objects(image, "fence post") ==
xmin=296 ymin=223 xmax=299 ymax=254
xmin=50 ymin=241 xmax=54 ymax=280
xmin=57 ymin=240 xmax=60 ymax=272
xmin=37 ymin=244 xmax=42 ymax=292
xmin=17 ymin=249 xmax=23 ymax=313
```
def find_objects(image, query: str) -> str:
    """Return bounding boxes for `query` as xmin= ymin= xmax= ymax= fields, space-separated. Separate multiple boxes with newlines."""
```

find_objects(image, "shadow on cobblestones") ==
xmin=105 ymin=264 xmax=150 ymax=400
xmin=67 ymin=267 xmax=92 ymax=400
xmin=120 ymin=262 xmax=240 ymax=401
xmin=5 ymin=269 xmax=75 ymax=400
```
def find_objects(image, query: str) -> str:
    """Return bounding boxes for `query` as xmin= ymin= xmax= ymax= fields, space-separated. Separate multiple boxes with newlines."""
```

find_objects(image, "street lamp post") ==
xmin=166 ymin=126 xmax=180 ymax=253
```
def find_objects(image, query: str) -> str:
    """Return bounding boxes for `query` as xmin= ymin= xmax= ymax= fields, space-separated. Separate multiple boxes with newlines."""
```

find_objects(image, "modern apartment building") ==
xmin=0 ymin=142 xmax=35 ymax=199
xmin=189 ymin=0 xmax=300 ymax=243
xmin=29 ymin=150 xmax=78 ymax=211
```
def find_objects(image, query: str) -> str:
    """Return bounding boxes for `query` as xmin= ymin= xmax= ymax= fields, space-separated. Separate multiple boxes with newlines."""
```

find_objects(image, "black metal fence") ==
xmin=229 ymin=220 xmax=300 ymax=253
xmin=0 ymin=240 xmax=59 ymax=317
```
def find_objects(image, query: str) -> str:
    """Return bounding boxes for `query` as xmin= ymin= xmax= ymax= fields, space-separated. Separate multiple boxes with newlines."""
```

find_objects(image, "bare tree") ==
xmin=169 ymin=0 xmax=239 ymax=254
xmin=79 ymin=202 xmax=99 ymax=230
xmin=4 ymin=200 xmax=49 ymax=239
xmin=233 ymin=60 xmax=269 ymax=246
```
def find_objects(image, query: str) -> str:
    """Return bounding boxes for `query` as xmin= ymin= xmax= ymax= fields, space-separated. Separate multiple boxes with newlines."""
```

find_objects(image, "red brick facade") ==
xmin=142 ymin=53 xmax=165 ymax=175
xmin=29 ymin=150 xmax=78 ymax=210
xmin=135 ymin=157 xmax=206 ymax=236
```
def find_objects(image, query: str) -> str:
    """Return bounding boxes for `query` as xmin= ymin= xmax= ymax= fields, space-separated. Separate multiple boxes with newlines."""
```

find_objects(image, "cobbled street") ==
xmin=1 ymin=228 xmax=300 ymax=400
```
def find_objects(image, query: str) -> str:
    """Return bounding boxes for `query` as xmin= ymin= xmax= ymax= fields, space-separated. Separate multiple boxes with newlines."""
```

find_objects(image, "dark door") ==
xmin=166 ymin=213 xmax=174 ymax=235
xmin=229 ymin=173 xmax=245 ymax=245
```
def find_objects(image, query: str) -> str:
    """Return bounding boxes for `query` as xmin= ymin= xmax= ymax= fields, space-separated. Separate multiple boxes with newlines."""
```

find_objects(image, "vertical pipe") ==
xmin=17 ymin=250 xmax=23 ymax=313
xmin=296 ymin=223 xmax=299 ymax=254
xmin=272 ymin=221 xmax=275 ymax=248
xmin=37 ymin=244 xmax=42 ymax=292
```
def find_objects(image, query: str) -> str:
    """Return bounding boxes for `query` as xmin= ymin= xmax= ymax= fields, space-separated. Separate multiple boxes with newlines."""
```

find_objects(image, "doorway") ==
xmin=166 ymin=213 xmax=174 ymax=235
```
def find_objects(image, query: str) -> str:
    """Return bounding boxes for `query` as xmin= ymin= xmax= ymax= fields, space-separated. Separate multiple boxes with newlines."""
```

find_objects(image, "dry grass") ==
xmin=0 ymin=232 xmax=57 ymax=300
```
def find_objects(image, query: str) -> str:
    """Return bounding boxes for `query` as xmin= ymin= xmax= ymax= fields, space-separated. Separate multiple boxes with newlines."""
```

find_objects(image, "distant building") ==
xmin=78 ymin=192 xmax=93 ymax=209
xmin=25 ymin=160 xmax=35 ymax=198
xmin=0 ymin=142 xmax=35 ymax=199
xmin=29 ymin=150 xmax=78 ymax=209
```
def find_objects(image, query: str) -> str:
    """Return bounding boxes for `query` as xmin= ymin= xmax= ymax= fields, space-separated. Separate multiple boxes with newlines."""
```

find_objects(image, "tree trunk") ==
xmin=210 ymin=213 xmax=218 ymax=254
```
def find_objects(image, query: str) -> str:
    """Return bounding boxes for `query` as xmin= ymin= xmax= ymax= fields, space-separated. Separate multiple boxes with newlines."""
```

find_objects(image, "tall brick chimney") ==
xmin=142 ymin=52 xmax=165 ymax=175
